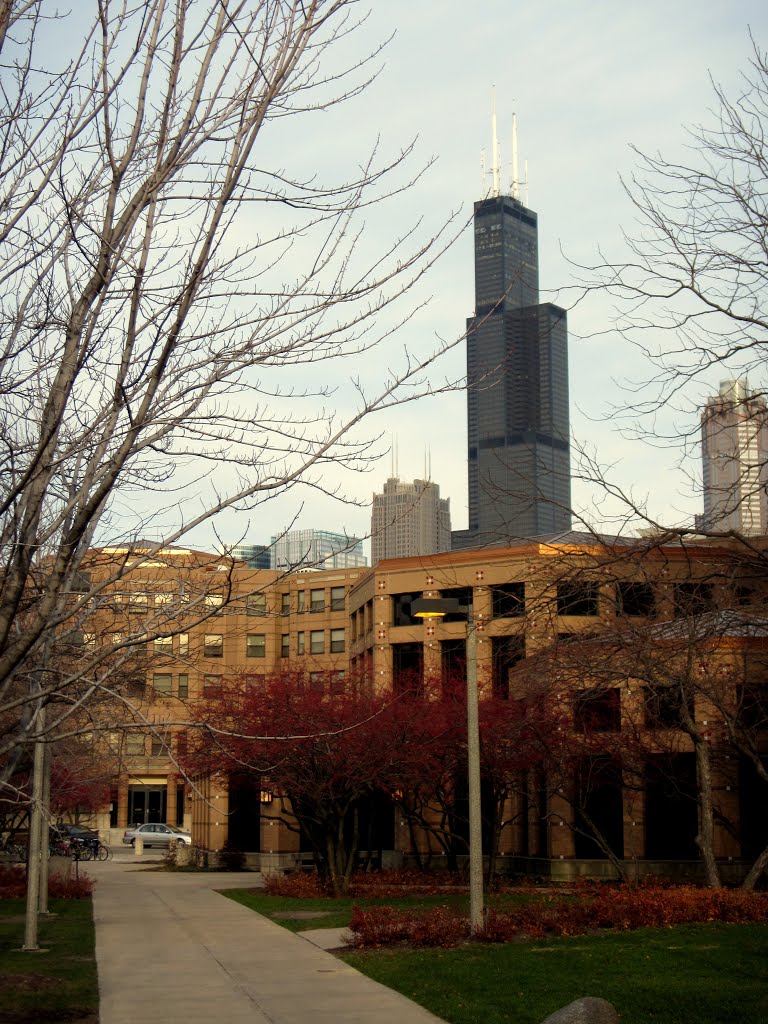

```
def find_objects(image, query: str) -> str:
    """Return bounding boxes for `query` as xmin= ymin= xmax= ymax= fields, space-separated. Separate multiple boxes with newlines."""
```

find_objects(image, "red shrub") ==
xmin=262 ymin=871 xmax=329 ymax=897
xmin=349 ymin=904 xmax=469 ymax=948
xmin=0 ymin=864 xmax=93 ymax=900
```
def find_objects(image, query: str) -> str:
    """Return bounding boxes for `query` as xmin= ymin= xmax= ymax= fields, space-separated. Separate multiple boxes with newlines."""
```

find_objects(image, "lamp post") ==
xmin=412 ymin=597 xmax=484 ymax=934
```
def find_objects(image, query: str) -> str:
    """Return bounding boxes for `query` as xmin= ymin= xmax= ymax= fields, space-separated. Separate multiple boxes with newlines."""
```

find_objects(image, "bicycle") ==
xmin=96 ymin=842 xmax=111 ymax=861
xmin=0 ymin=836 xmax=27 ymax=862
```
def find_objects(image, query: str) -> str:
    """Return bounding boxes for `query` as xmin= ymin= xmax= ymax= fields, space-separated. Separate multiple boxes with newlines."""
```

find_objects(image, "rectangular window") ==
xmin=153 ymin=636 xmax=173 ymax=656
xmin=574 ymin=688 xmax=621 ymax=732
xmin=491 ymin=583 xmax=525 ymax=618
xmin=310 ymin=630 xmax=325 ymax=655
xmin=178 ymin=633 xmax=189 ymax=657
xmin=310 ymin=588 xmax=325 ymax=613
xmin=204 ymin=633 xmax=223 ymax=658
xmin=644 ymin=686 xmax=692 ymax=729
xmin=309 ymin=671 xmax=324 ymax=692
xmin=330 ymin=586 xmax=345 ymax=611
xmin=674 ymin=582 xmax=714 ymax=616
xmin=150 ymin=732 xmax=169 ymax=757
xmin=152 ymin=673 xmax=173 ymax=696
xmin=330 ymin=628 xmax=345 ymax=653
xmin=128 ymin=593 xmax=149 ymax=614
xmin=297 ymin=591 xmax=306 ymax=614
xmin=281 ymin=634 xmax=290 ymax=658
xmin=204 ymin=593 xmax=224 ymax=609
xmin=82 ymin=632 xmax=97 ymax=648
xmin=246 ymin=634 xmax=266 ymax=658
xmin=247 ymin=593 xmax=267 ymax=616
xmin=297 ymin=631 xmax=305 ymax=656
xmin=176 ymin=731 xmax=188 ymax=757
xmin=617 ymin=582 xmax=655 ymax=617
xmin=557 ymin=582 xmax=599 ymax=617
xmin=125 ymin=734 xmax=145 ymax=756
xmin=203 ymin=674 xmax=222 ymax=697
xmin=329 ymin=670 xmax=346 ymax=694
xmin=154 ymin=592 xmax=175 ymax=607
xmin=178 ymin=674 xmax=189 ymax=700
xmin=280 ymin=593 xmax=290 ymax=615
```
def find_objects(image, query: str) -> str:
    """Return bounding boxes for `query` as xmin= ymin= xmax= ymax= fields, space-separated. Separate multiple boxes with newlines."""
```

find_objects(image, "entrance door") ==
xmin=128 ymin=786 xmax=167 ymax=825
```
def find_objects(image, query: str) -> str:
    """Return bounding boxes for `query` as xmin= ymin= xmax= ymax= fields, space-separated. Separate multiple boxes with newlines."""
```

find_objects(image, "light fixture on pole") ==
xmin=412 ymin=596 xmax=484 ymax=934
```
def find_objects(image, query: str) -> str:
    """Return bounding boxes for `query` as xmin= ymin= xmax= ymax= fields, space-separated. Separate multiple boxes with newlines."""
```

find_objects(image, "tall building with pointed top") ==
xmin=700 ymin=379 xmax=768 ymax=535
xmin=371 ymin=477 xmax=451 ymax=562
xmin=452 ymin=115 xmax=571 ymax=549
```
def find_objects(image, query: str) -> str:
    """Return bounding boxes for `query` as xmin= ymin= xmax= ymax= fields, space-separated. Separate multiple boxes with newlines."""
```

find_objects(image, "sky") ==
xmin=187 ymin=1 xmax=768 ymax=557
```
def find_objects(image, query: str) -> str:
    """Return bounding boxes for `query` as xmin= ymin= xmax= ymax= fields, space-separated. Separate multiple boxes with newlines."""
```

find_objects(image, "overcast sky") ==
xmin=192 ymin=1 xmax=768 ymax=557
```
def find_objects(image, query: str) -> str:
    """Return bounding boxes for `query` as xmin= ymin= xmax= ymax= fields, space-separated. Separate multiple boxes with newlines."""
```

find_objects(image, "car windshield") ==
xmin=167 ymin=825 xmax=187 ymax=834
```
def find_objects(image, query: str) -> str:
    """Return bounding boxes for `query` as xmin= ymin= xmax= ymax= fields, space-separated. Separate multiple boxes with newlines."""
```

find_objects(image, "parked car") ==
xmin=122 ymin=823 xmax=192 ymax=848
xmin=50 ymin=823 xmax=100 ymax=856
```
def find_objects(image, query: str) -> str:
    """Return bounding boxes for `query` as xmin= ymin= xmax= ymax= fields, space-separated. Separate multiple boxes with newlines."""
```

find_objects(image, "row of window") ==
xmin=279 ymin=586 xmax=346 ymax=615
xmin=572 ymin=685 xmax=768 ymax=732
xmin=201 ymin=629 xmax=346 ymax=659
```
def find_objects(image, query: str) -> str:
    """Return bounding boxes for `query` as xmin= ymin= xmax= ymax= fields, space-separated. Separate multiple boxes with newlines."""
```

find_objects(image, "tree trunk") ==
xmin=692 ymin=736 xmax=721 ymax=888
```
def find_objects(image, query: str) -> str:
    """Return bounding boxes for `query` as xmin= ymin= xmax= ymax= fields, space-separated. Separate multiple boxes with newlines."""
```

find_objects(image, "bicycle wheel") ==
xmin=77 ymin=843 xmax=93 ymax=861
xmin=97 ymin=843 xmax=111 ymax=861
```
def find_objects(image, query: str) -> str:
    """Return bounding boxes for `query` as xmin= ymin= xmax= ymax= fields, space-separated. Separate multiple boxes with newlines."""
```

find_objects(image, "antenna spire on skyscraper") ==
xmin=491 ymin=87 xmax=500 ymax=197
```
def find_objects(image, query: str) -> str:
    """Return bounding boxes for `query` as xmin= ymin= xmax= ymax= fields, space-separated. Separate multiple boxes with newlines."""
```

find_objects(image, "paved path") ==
xmin=89 ymin=851 xmax=447 ymax=1024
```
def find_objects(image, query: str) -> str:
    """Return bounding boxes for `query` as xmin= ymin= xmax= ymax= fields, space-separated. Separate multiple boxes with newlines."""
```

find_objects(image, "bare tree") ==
xmin=0 ymin=1 xmax=462 ymax=767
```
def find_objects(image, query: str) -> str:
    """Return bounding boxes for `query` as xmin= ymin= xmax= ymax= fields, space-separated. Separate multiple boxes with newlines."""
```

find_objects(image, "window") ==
xmin=246 ymin=634 xmax=266 ymax=658
xmin=153 ymin=636 xmax=173 ymax=656
xmin=309 ymin=671 xmax=324 ymax=692
xmin=154 ymin=592 xmax=175 ymax=607
xmin=297 ymin=590 xmax=306 ymax=613
xmin=178 ymin=633 xmax=189 ymax=657
xmin=125 ymin=734 xmax=145 ymax=756
xmin=128 ymin=592 xmax=149 ymax=614
xmin=204 ymin=593 xmax=224 ymax=611
xmin=644 ymin=686 xmax=692 ymax=729
xmin=247 ymin=593 xmax=267 ymax=616
xmin=674 ymin=582 xmax=714 ymax=616
xmin=329 ymin=670 xmax=346 ymax=694
xmin=617 ymin=582 xmax=655 ymax=617
xmin=310 ymin=630 xmax=324 ymax=654
xmin=739 ymin=685 xmax=768 ymax=730
xmin=574 ymin=688 xmax=621 ymax=732
xmin=178 ymin=674 xmax=189 ymax=699
xmin=82 ymin=632 xmax=97 ymax=648
xmin=557 ymin=582 xmax=599 ymax=616
xmin=330 ymin=586 xmax=345 ymax=611
xmin=150 ymin=732 xmax=169 ymax=757
xmin=491 ymin=583 xmax=525 ymax=618
xmin=204 ymin=633 xmax=223 ymax=658
xmin=310 ymin=588 xmax=325 ymax=613
xmin=281 ymin=634 xmax=290 ymax=658
xmin=297 ymin=631 xmax=305 ymax=655
xmin=203 ymin=674 xmax=222 ymax=697
xmin=176 ymin=731 xmax=188 ymax=757
xmin=280 ymin=593 xmax=290 ymax=615
xmin=330 ymin=628 xmax=345 ymax=653
xmin=152 ymin=673 xmax=173 ymax=696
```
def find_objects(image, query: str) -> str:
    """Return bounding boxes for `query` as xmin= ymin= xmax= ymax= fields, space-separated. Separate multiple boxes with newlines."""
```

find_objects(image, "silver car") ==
xmin=122 ymin=823 xmax=192 ymax=848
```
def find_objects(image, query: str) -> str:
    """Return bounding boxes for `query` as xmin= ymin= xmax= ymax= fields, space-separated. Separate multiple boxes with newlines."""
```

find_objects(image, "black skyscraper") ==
xmin=452 ymin=184 xmax=571 ymax=549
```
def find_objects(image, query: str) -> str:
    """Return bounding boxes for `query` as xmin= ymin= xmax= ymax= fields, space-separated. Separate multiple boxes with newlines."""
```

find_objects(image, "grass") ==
xmin=343 ymin=924 xmax=768 ymax=1024
xmin=225 ymin=888 xmax=768 ymax=1024
xmin=0 ymin=898 xmax=98 ymax=1023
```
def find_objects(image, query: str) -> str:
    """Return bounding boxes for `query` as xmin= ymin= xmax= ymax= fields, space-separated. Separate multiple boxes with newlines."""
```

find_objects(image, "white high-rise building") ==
xmin=701 ymin=379 xmax=768 ymax=535
xmin=271 ymin=530 xmax=367 ymax=571
xmin=371 ymin=478 xmax=451 ymax=562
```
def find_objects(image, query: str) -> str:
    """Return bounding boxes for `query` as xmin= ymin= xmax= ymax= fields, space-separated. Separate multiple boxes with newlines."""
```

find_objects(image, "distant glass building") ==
xmin=231 ymin=543 xmax=271 ymax=569
xmin=700 ymin=379 xmax=768 ymax=535
xmin=371 ymin=477 xmax=451 ymax=562
xmin=271 ymin=529 xmax=367 ymax=571
xmin=453 ymin=120 xmax=571 ymax=548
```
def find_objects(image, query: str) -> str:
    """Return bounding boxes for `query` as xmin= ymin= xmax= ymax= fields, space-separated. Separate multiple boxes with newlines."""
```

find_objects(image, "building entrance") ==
xmin=128 ymin=785 xmax=167 ymax=825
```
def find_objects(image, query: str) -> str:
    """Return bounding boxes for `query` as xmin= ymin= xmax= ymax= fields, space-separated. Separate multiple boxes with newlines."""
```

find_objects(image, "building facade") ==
xmin=453 ymin=133 xmax=570 ymax=549
xmin=271 ymin=529 xmax=367 ymax=571
xmin=371 ymin=477 xmax=451 ymax=563
xmin=230 ymin=543 xmax=271 ymax=568
xmin=701 ymin=378 xmax=768 ymax=535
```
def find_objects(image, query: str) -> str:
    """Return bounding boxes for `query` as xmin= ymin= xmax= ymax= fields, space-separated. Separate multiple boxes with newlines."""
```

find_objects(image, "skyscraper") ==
xmin=272 ymin=529 xmax=367 ymax=571
xmin=700 ymin=379 xmax=768 ymax=535
xmin=371 ymin=477 xmax=451 ymax=562
xmin=452 ymin=115 xmax=570 ymax=549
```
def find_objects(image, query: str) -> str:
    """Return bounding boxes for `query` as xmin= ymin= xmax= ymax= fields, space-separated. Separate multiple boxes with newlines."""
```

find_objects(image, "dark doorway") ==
xmin=128 ymin=785 xmax=167 ymax=825
xmin=228 ymin=773 xmax=261 ymax=851
xmin=393 ymin=642 xmax=423 ymax=695
xmin=739 ymin=754 xmax=768 ymax=861
xmin=644 ymin=753 xmax=698 ymax=860
xmin=574 ymin=756 xmax=624 ymax=859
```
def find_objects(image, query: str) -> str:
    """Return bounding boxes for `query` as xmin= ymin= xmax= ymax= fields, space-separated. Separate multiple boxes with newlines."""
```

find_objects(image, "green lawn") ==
xmin=0 ymin=899 xmax=98 ymax=1023
xmin=225 ymin=889 xmax=768 ymax=1024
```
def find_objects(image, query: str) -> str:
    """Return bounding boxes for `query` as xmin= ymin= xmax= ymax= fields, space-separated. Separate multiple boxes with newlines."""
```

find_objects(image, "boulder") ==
xmin=540 ymin=997 xmax=619 ymax=1024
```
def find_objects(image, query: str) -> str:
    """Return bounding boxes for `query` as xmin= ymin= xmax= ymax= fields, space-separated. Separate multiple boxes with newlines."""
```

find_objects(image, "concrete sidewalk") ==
xmin=89 ymin=853 xmax=447 ymax=1024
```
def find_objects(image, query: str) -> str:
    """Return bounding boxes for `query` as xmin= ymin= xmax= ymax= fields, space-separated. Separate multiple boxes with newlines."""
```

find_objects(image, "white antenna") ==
xmin=480 ymin=148 xmax=487 ymax=195
xmin=511 ymin=112 xmax=520 ymax=200
xmin=524 ymin=159 xmax=529 ymax=206
xmin=491 ymin=88 xmax=500 ymax=197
